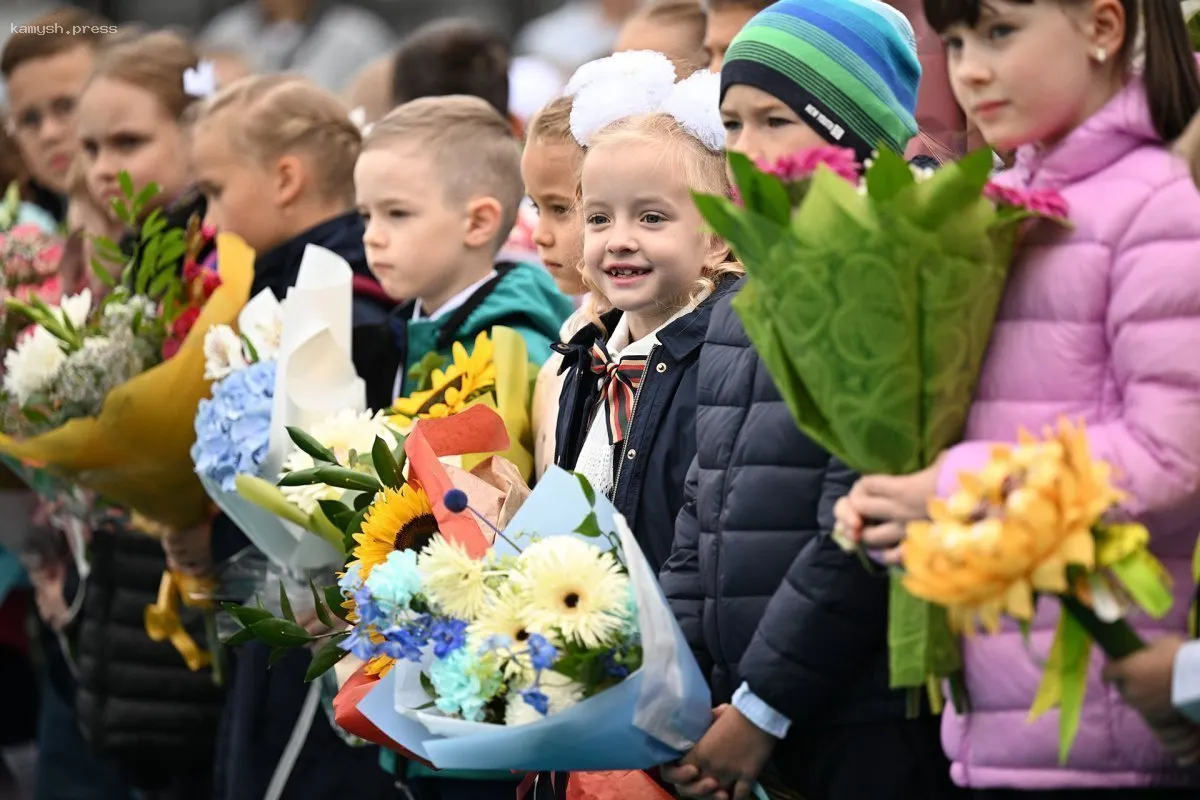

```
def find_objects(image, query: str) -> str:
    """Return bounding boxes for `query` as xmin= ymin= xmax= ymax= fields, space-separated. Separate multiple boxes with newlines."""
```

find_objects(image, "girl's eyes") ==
xmin=113 ymin=134 xmax=145 ymax=151
xmin=586 ymin=213 xmax=609 ymax=226
xmin=987 ymin=23 xmax=1015 ymax=41
xmin=552 ymin=204 xmax=572 ymax=217
xmin=767 ymin=116 xmax=793 ymax=129
xmin=387 ymin=209 xmax=409 ymax=220
xmin=641 ymin=212 xmax=666 ymax=225
xmin=722 ymin=119 xmax=741 ymax=133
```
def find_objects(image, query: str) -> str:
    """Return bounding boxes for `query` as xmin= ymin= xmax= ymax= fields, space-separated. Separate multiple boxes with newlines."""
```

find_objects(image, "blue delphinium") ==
xmin=192 ymin=360 xmax=276 ymax=492
xmin=429 ymin=618 xmax=468 ymax=658
xmin=520 ymin=688 xmax=550 ymax=716
xmin=526 ymin=634 xmax=557 ymax=671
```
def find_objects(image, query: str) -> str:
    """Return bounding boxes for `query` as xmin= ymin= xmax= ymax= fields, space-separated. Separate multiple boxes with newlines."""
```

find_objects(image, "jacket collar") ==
xmin=557 ymin=273 xmax=739 ymax=363
xmin=1002 ymin=73 xmax=1162 ymax=191
xmin=252 ymin=211 xmax=371 ymax=299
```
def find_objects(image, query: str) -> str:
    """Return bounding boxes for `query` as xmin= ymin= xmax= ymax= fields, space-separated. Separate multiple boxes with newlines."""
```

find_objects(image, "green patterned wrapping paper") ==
xmin=694 ymin=148 xmax=1030 ymax=695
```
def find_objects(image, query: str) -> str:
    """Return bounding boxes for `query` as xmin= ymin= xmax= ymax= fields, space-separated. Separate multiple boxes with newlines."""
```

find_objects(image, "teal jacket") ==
xmin=354 ymin=261 xmax=572 ymax=409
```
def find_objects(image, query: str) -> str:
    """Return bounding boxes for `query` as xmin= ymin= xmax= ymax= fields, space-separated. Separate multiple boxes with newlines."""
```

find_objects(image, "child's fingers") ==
xmin=860 ymin=521 xmax=907 ymax=551
xmin=661 ymin=762 xmax=701 ymax=785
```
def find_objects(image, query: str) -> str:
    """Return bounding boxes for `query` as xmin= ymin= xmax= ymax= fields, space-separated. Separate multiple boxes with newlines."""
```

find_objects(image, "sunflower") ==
xmin=387 ymin=331 xmax=497 ymax=426
xmin=351 ymin=483 xmax=439 ymax=578
xmin=514 ymin=537 xmax=629 ymax=649
xmin=418 ymin=534 xmax=492 ymax=619
xmin=901 ymin=418 xmax=1116 ymax=634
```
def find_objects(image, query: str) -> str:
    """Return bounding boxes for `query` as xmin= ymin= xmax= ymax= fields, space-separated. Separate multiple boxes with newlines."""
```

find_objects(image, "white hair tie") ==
xmin=183 ymin=60 xmax=218 ymax=99
xmin=567 ymin=52 xmax=725 ymax=152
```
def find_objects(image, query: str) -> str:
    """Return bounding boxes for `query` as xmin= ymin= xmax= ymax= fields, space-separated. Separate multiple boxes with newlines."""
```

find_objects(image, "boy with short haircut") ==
xmin=352 ymin=93 xmax=571 ymax=800
xmin=700 ymin=0 xmax=774 ymax=70
xmin=353 ymin=94 xmax=571 ymax=407
xmin=1 ymin=7 xmax=111 ymax=218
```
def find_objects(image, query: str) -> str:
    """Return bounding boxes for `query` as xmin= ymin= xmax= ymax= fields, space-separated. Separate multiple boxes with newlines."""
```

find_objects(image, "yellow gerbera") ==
xmin=901 ymin=418 xmax=1116 ymax=634
xmin=514 ymin=537 xmax=629 ymax=648
xmin=351 ymin=483 xmax=439 ymax=578
xmin=387 ymin=331 xmax=497 ymax=426
xmin=468 ymin=587 xmax=554 ymax=679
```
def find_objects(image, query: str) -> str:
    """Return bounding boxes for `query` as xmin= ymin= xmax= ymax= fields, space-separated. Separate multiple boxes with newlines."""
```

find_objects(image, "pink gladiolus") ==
xmin=758 ymin=146 xmax=860 ymax=184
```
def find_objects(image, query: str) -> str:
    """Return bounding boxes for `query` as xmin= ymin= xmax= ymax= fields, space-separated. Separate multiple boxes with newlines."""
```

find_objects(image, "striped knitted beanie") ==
xmin=721 ymin=0 xmax=921 ymax=161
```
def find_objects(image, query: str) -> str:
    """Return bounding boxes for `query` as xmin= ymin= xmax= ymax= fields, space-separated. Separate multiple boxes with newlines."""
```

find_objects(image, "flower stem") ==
xmin=1058 ymin=595 xmax=1144 ymax=659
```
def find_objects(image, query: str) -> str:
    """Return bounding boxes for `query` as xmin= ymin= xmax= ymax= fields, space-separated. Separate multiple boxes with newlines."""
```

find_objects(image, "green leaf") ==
xmin=324 ymin=585 xmax=352 ymax=623
xmin=89 ymin=257 xmax=119 ymax=288
xmin=408 ymin=351 xmax=446 ymax=391
xmin=309 ymin=506 xmax=349 ymax=556
xmin=372 ymin=436 xmax=402 ymax=490
xmin=277 ymin=467 xmax=327 ymax=487
xmin=574 ymin=472 xmax=596 ymax=506
xmin=148 ymin=266 xmax=179 ymax=299
xmin=575 ymin=512 xmax=603 ymax=538
xmin=354 ymin=491 xmax=374 ymax=511
xmin=118 ymin=171 xmax=135 ymax=202
xmin=222 ymin=627 xmax=258 ymax=647
xmin=310 ymin=579 xmax=335 ymax=628
xmin=221 ymin=602 xmax=276 ymax=628
xmin=134 ymin=184 xmax=160 ymax=216
xmin=279 ymin=580 xmax=296 ymax=623
xmin=241 ymin=333 xmax=260 ymax=363
xmin=287 ymin=427 xmax=337 ymax=463
xmin=305 ymin=634 xmax=351 ymax=682
xmin=246 ymin=617 xmax=311 ymax=648
xmin=312 ymin=467 xmax=381 ymax=494
xmin=267 ymin=646 xmax=290 ymax=669
xmin=726 ymin=150 xmax=790 ymax=226
xmin=865 ymin=147 xmax=914 ymax=204
xmin=317 ymin=500 xmax=354 ymax=531
xmin=1057 ymin=610 xmax=1091 ymax=765
xmin=157 ymin=236 xmax=188 ymax=267
xmin=136 ymin=239 xmax=162 ymax=294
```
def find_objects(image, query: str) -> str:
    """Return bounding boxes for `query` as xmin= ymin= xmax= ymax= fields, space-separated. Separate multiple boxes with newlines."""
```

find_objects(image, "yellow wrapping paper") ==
xmin=0 ymin=233 xmax=255 ymax=532
xmin=461 ymin=326 xmax=536 ymax=481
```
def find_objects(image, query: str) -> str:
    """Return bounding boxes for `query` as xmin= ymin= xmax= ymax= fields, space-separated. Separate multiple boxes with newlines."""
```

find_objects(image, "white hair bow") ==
xmin=183 ymin=60 xmax=218 ymax=99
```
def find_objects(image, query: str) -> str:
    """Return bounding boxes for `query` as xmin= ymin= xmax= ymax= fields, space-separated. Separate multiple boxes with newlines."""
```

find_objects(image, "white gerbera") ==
xmin=279 ymin=409 xmax=398 ymax=513
xmin=3 ymin=326 xmax=67 ymax=406
xmin=56 ymin=289 xmax=92 ymax=330
xmin=505 ymin=670 xmax=585 ymax=726
xmin=203 ymin=324 xmax=249 ymax=380
xmin=419 ymin=534 xmax=492 ymax=619
xmin=513 ymin=537 xmax=629 ymax=649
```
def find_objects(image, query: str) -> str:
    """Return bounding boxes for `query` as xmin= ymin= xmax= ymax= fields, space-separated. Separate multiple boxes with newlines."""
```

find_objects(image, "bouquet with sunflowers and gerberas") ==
xmin=220 ymin=405 xmax=710 ymax=772
xmin=900 ymin=417 xmax=1174 ymax=762
xmin=691 ymin=145 xmax=1071 ymax=708
xmin=0 ymin=172 xmax=253 ymax=532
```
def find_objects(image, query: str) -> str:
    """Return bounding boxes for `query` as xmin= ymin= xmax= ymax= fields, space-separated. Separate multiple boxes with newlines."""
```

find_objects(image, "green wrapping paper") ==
xmin=694 ymin=147 xmax=1051 ymax=699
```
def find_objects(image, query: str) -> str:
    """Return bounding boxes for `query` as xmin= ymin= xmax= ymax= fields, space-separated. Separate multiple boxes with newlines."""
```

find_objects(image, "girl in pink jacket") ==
xmin=835 ymin=0 xmax=1200 ymax=795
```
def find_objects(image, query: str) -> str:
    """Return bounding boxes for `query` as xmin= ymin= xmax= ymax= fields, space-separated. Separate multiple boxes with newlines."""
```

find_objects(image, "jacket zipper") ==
xmin=611 ymin=345 xmax=656 ymax=497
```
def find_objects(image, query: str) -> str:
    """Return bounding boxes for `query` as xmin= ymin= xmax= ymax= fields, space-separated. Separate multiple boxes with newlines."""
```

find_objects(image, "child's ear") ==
xmin=1086 ymin=0 xmax=1126 ymax=59
xmin=274 ymin=154 xmax=307 ymax=209
xmin=463 ymin=196 xmax=504 ymax=249
xmin=704 ymin=233 xmax=731 ymax=270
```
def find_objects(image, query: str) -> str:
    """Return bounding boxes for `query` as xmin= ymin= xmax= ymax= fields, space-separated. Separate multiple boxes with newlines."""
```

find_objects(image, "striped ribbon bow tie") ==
xmin=589 ymin=344 xmax=649 ymax=446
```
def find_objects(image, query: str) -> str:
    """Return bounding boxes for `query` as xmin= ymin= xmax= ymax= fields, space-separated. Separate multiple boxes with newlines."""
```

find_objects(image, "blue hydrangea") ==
xmin=364 ymin=550 xmax=422 ymax=615
xmin=192 ymin=360 xmax=276 ymax=492
xmin=429 ymin=648 xmax=501 ymax=722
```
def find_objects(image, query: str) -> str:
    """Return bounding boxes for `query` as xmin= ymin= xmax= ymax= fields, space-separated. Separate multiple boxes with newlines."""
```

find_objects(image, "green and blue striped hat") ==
xmin=721 ymin=0 xmax=921 ymax=160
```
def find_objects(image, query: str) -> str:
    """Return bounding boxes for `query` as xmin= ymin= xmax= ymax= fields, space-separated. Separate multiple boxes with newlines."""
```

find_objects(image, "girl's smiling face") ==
xmin=940 ymin=0 xmax=1126 ymax=152
xmin=580 ymin=139 xmax=724 ymax=340
xmin=521 ymin=138 xmax=586 ymax=296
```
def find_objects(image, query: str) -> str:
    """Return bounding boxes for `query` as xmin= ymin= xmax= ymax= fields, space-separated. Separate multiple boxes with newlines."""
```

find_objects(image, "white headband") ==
xmin=566 ymin=51 xmax=725 ymax=152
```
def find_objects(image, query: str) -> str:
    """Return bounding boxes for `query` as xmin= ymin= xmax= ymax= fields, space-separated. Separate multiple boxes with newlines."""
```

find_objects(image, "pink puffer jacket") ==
xmin=935 ymin=77 xmax=1200 ymax=789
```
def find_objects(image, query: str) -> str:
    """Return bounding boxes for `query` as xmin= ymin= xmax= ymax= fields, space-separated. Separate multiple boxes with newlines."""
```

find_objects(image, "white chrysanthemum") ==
xmin=3 ymin=326 xmax=66 ymax=406
xmin=505 ymin=671 xmax=585 ymax=726
xmin=203 ymin=325 xmax=248 ymax=381
xmin=279 ymin=409 xmax=398 ymax=513
xmin=660 ymin=69 xmax=724 ymax=152
xmin=419 ymin=535 xmax=492 ymax=619
xmin=56 ymin=289 xmax=92 ymax=330
xmin=513 ymin=537 xmax=629 ymax=648
xmin=564 ymin=50 xmax=677 ymax=97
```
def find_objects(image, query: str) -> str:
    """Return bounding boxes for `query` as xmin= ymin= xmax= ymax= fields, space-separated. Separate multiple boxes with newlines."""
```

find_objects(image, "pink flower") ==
xmin=201 ymin=223 xmax=217 ymax=240
xmin=758 ymin=146 xmax=860 ymax=184
xmin=1025 ymin=188 xmax=1069 ymax=219
xmin=983 ymin=182 xmax=1027 ymax=208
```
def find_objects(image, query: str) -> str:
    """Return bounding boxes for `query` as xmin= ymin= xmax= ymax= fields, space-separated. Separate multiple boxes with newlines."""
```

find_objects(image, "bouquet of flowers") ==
xmin=0 ymin=181 xmax=66 ymax=353
xmin=900 ymin=417 xmax=1173 ymax=761
xmin=692 ymin=146 xmax=1070 ymax=705
xmin=0 ymin=173 xmax=253 ymax=530
xmin=224 ymin=420 xmax=710 ymax=771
